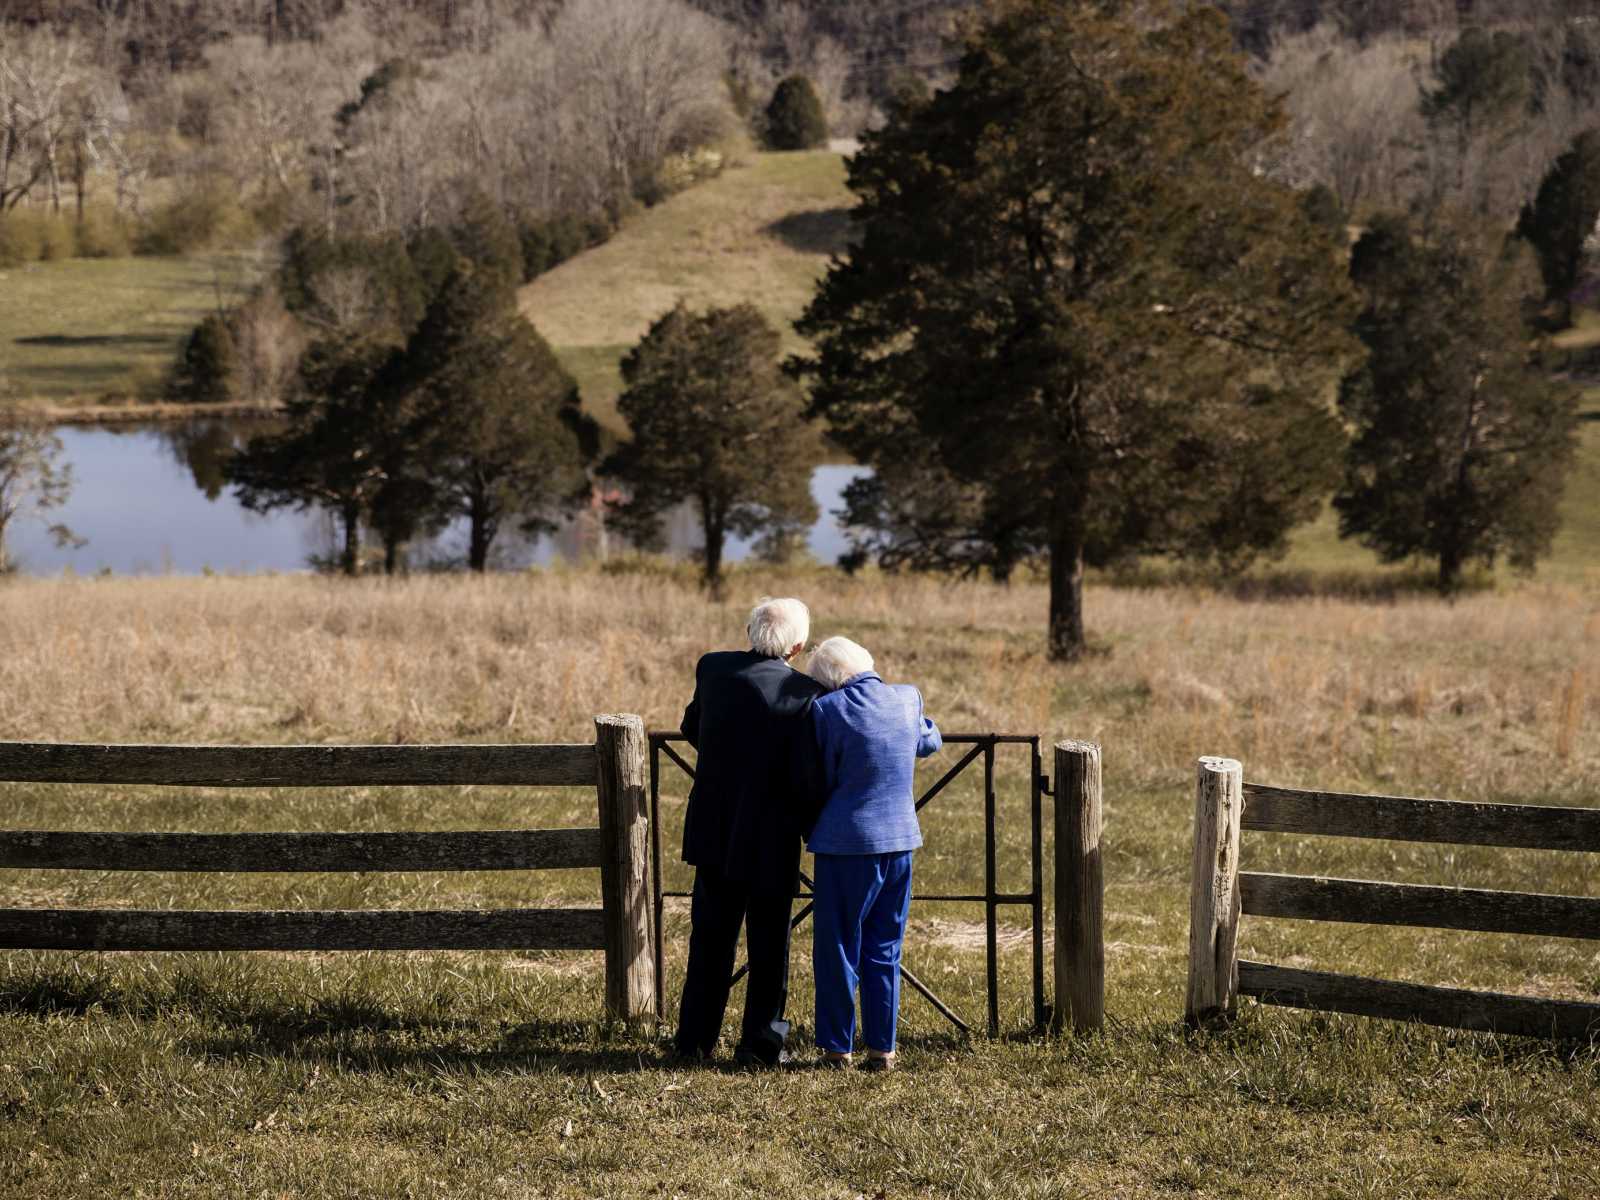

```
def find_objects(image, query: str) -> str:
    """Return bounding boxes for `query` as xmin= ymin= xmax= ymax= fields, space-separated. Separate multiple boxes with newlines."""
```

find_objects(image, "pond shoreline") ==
xmin=6 ymin=401 xmax=282 ymax=427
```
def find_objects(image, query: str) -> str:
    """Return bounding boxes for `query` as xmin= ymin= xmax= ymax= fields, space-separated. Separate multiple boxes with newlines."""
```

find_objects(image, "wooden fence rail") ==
xmin=0 ymin=714 xmax=656 ymax=1025
xmin=1186 ymin=765 xmax=1600 ymax=1041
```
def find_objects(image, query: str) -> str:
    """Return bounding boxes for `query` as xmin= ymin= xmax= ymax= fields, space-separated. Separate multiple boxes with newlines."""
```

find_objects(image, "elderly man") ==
xmin=674 ymin=596 xmax=823 ymax=1067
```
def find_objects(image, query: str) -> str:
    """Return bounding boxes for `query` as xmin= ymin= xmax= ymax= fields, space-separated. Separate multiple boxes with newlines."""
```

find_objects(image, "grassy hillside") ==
xmin=0 ymin=253 xmax=263 ymax=414
xmin=519 ymin=150 xmax=852 ymax=436
xmin=0 ymin=571 xmax=1595 ymax=1197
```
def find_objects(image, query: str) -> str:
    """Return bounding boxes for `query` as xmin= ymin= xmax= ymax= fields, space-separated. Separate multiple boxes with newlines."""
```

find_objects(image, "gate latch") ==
xmin=1037 ymin=773 xmax=1052 ymax=797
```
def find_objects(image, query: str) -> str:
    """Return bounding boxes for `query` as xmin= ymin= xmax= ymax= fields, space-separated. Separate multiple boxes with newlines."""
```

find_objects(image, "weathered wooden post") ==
xmin=595 ymin=713 xmax=656 ymax=1024
xmin=1186 ymin=756 xmax=1243 ymax=1025
xmin=1054 ymin=739 xmax=1104 ymax=1033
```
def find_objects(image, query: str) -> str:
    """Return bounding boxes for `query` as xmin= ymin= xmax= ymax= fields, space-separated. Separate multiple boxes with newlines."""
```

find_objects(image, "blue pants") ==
xmin=812 ymin=851 xmax=913 ymax=1055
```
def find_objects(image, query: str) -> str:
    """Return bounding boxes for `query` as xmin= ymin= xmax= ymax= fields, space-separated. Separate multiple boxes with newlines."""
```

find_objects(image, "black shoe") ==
xmin=732 ymin=1045 xmax=793 ymax=1069
xmin=669 ymin=1044 xmax=711 ymax=1066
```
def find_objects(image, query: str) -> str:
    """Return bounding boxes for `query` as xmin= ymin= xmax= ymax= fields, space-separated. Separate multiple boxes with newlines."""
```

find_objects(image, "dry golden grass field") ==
xmin=1 ymin=567 xmax=1597 ymax=1198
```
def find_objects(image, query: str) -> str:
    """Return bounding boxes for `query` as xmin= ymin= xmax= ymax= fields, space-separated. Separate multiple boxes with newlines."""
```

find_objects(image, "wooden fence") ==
xmin=0 ymin=713 xmax=656 ymax=1024
xmin=1186 ymin=757 xmax=1600 ymax=1040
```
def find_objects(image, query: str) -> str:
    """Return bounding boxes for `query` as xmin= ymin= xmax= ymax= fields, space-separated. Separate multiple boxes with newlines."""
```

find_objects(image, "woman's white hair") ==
xmin=806 ymin=636 xmax=875 ymax=691
xmin=747 ymin=597 xmax=810 ymax=658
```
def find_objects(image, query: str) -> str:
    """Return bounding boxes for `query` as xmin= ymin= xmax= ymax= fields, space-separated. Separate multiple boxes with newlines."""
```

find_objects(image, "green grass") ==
xmin=520 ymin=150 xmax=852 ymax=437
xmin=0 ymin=253 xmax=263 ymax=412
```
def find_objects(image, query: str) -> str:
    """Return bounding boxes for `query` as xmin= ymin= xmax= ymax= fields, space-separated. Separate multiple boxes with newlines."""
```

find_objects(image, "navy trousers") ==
xmin=674 ymin=865 xmax=794 ymax=1062
xmin=812 ymin=850 xmax=914 ymax=1055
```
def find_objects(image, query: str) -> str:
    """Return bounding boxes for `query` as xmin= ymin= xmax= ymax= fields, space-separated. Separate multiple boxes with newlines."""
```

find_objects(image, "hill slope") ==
xmin=517 ymin=150 xmax=852 ymax=436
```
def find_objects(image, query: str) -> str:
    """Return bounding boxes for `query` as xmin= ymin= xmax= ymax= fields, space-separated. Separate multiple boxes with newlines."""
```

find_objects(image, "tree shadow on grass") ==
xmin=762 ymin=207 xmax=856 ymax=256
xmin=14 ymin=334 xmax=176 ymax=348
xmin=184 ymin=1018 xmax=659 ymax=1076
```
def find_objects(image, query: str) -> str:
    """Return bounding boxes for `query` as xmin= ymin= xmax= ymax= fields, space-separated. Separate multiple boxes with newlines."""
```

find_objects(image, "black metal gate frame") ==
xmin=648 ymin=732 xmax=1047 ymax=1038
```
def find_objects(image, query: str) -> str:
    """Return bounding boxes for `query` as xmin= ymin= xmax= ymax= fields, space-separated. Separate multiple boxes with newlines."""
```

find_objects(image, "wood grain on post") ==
xmin=1053 ymin=740 xmax=1104 ymax=1034
xmin=595 ymin=714 xmax=656 ymax=1024
xmin=1242 ymin=784 xmax=1600 ymax=852
xmin=0 ymin=907 xmax=606 ymax=951
xmin=0 ymin=742 xmax=598 ymax=788
xmin=1186 ymin=756 xmax=1243 ymax=1025
xmin=1239 ymin=872 xmax=1600 ymax=940
xmin=1239 ymin=959 xmax=1600 ymax=1042
xmin=0 ymin=828 xmax=603 ymax=874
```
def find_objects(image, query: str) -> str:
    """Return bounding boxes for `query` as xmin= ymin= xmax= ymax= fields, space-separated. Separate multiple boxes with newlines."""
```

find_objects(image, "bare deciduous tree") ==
xmin=0 ymin=424 xmax=81 ymax=575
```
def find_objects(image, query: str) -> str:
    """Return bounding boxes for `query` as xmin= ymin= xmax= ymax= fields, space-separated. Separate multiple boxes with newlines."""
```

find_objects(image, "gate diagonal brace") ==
xmin=648 ymin=732 xmax=1046 ymax=1037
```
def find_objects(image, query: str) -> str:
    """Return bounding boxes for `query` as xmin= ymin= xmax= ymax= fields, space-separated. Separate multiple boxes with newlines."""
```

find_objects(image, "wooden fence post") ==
xmin=596 ymin=713 xmax=656 ymax=1025
xmin=1053 ymin=740 xmax=1104 ymax=1034
xmin=1186 ymin=756 xmax=1243 ymax=1025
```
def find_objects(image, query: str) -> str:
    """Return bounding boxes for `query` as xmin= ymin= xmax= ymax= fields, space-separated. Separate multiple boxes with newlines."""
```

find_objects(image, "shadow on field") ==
xmin=0 ymin=971 xmax=653 ymax=1074
xmin=184 ymin=1019 xmax=655 ymax=1075
xmin=1102 ymin=563 xmax=1494 ymax=602
xmin=14 ymin=333 xmax=175 ymax=348
xmin=762 ymin=207 xmax=855 ymax=255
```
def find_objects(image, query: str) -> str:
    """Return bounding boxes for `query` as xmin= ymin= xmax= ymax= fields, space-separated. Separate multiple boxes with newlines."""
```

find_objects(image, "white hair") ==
xmin=747 ymin=597 xmax=810 ymax=658
xmin=806 ymin=636 xmax=875 ymax=691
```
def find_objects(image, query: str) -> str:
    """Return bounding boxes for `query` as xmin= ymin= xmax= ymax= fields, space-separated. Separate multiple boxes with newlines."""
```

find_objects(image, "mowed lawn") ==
xmin=0 ymin=571 xmax=1596 ymax=1198
xmin=0 ymin=254 xmax=264 ymax=412
xmin=519 ymin=150 xmax=852 ymax=437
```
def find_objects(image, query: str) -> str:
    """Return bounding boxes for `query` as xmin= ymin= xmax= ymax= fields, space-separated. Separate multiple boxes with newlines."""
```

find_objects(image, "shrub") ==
xmin=171 ymin=313 xmax=239 ymax=404
xmin=511 ymin=211 xmax=611 ymax=283
xmin=74 ymin=208 xmax=134 ymax=258
xmin=136 ymin=184 xmax=256 ymax=256
xmin=36 ymin=215 xmax=77 ymax=261
xmin=0 ymin=211 xmax=45 ymax=267
xmin=764 ymin=75 xmax=829 ymax=151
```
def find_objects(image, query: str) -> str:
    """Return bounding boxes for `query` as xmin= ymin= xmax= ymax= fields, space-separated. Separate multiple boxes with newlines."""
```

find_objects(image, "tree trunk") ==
xmin=340 ymin=502 xmax=360 ymax=576
xmin=1048 ymin=494 xmax=1087 ymax=661
xmin=467 ymin=482 xmax=493 ymax=572
xmin=1437 ymin=544 xmax=1462 ymax=596
xmin=383 ymin=536 xmax=400 ymax=576
xmin=701 ymin=497 xmax=725 ymax=599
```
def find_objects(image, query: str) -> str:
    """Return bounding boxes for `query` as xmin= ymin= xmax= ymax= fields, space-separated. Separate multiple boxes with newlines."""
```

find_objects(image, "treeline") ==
xmin=0 ymin=0 xmax=743 ymax=269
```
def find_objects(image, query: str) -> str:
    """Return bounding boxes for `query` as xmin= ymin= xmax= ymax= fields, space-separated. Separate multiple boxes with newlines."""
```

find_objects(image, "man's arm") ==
xmin=789 ymin=700 xmax=829 ymax=839
xmin=679 ymin=659 xmax=703 ymax=749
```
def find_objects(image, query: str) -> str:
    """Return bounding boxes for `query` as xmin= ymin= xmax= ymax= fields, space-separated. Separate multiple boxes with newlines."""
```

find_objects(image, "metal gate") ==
xmin=648 ymin=732 xmax=1049 ymax=1038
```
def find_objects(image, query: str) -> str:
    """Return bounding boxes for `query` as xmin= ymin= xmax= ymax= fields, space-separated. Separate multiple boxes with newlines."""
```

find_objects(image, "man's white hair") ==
xmin=806 ymin=636 xmax=875 ymax=691
xmin=747 ymin=597 xmax=810 ymax=658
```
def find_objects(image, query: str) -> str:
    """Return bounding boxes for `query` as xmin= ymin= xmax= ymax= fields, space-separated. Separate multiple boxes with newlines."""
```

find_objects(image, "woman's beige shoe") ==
xmin=860 ymin=1053 xmax=895 ymax=1073
xmin=819 ymin=1052 xmax=853 ymax=1070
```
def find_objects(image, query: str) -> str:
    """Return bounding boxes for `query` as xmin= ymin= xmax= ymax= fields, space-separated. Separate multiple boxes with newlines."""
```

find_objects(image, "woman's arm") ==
xmin=915 ymin=690 xmax=942 ymax=757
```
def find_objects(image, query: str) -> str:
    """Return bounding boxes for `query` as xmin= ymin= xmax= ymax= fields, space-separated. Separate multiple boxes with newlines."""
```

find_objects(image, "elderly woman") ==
xmin=802 ymin=636 xmax=942 ymax=1071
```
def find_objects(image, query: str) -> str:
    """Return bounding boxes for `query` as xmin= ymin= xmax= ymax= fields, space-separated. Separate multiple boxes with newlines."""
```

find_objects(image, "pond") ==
xmin=5 ymin=421 xmax=871 ymax=576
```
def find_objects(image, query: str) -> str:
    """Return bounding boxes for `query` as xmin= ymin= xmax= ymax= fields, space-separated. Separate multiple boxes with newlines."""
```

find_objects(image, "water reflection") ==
xmin=6 ymin=421 xmax=869 ymax=576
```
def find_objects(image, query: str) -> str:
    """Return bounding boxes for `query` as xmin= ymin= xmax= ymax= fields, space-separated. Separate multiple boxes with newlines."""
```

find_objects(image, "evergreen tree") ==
xmin=1336 ymin=212 xmax=1582 ymax=594
xmin=449 ymin=190 xmax=523 ymax=290
xmin=397 ymin=266 xmax=596 ymax=571
xmin=764 ymin=75 xmax=829 ymax=150
xmin=226 ymin=335 xmax=403 ymax=575
xmin=794 ymin=0 xmax=1356 ymax=659
xmin=603 ymin=301 xmax=818 ymax=594
xmin=1517 ymin=127 xmax=1600 ymax=324
xmin=172 ymin=313 xmax=238 ymax=405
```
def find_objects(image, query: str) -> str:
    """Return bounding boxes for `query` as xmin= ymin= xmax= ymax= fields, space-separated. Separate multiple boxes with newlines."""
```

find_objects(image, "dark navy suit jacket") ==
xmin=679 ymin=649 xmax=825 ymax=897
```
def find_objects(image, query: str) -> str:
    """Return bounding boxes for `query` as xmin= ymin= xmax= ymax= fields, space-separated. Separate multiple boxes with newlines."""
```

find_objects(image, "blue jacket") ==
xmin=804 ymin=672 xmax=942 ymax=856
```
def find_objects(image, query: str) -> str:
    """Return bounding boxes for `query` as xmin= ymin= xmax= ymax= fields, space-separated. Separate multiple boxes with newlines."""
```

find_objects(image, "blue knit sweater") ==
xmin=805 ymin=672 xmax=942 ymax=856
